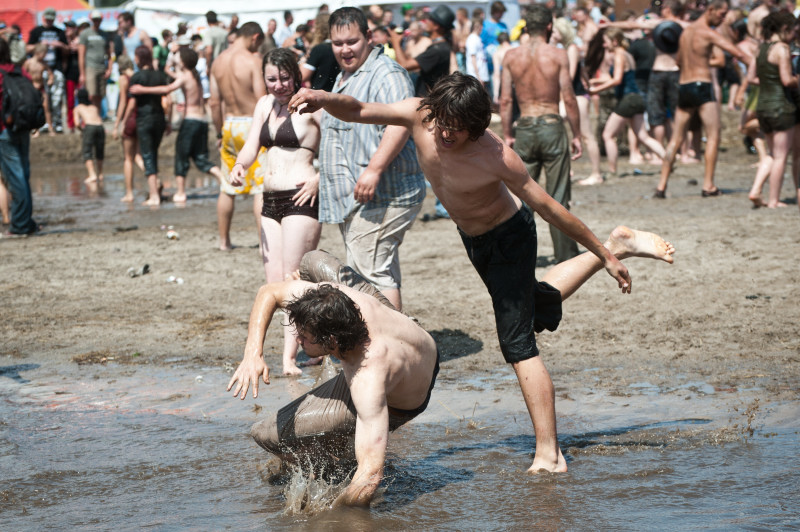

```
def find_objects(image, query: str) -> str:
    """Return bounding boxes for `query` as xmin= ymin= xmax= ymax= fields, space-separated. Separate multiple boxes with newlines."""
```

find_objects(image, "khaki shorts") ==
xmin=219 ymin=116 xmax=266 ymax=195
xmin=84 ymin=67 xmax=105 ymax=98
xmin=339 ymin=203 xmax=422 ymax=291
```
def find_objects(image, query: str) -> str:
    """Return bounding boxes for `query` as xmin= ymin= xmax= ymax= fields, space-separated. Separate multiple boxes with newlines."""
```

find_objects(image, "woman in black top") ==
xmin=122 ymin=45 xmax=170 ymax=206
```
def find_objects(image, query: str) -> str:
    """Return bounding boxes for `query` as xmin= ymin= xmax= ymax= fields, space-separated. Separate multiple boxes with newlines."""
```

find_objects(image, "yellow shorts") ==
xmin=219 ymin=116 xmax=267 ymax=196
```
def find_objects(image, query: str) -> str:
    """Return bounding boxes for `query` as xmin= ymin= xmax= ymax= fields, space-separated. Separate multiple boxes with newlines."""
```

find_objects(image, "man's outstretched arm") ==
xmin=227 ymin=280 xmax=312 ymax=399
xmin=288 ymin=88 xmax=419 ymax=129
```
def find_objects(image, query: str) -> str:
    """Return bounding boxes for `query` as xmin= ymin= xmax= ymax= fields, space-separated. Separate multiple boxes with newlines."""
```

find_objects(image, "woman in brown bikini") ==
xmin=229 ymin=48 xmax=322 ymax=376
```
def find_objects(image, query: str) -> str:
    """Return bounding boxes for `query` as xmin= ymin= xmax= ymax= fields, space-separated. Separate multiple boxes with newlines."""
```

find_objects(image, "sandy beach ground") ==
xmin=2 ymin=112 xmax=799 ymax=525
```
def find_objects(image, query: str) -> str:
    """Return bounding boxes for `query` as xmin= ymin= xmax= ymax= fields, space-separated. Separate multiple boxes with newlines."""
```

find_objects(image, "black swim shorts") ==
xmin=458 ymin=206 xmax=563 ymax=364
xmin=614 ymin=93 xmax=646 ymax=119
xmin=261 ymin=188 xmax=319 ymax=222
xmin=757 ymin=111 xmax=797 ymax=134
xmin=678 ymin=81 xmax=716 ymax=110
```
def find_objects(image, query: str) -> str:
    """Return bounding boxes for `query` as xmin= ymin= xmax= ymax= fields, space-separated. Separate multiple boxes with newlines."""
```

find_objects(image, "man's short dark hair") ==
xmin=118 ymin=11 xmax=134 ymax=24
xmin=329 ymin=7 xmax=369 ymax=37
xmin=418 ymin=72 xmax=491 ymax=141
xmin=526 ymin=4 xmax=553 ymax=36
xmin=285 ymin=284 xmax=370 ymax=354
xmin=284 ymin=10 xmax=293 ymax=21
xmin=206 ymin=11 xmax=218 ymax=24
xmin=238 ymin=21 xmax=264 ymax=39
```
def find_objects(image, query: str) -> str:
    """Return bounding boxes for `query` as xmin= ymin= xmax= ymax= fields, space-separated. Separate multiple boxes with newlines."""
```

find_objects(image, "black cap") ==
xmin=429 ymin=5 xmax=455 ymax=31
xmin=653 ymin=21 xmax=682 ymax=54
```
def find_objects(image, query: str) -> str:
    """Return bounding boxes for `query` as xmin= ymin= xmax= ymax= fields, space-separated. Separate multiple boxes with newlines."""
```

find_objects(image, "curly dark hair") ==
xmin=417 ymin=72 xmax=491 ymax=141
xmin=285 ymin=284 xmax=370 ymax=355
xmin=761 ymin=11 xmax=796 ymax=41
xmin=262 ymin=47 xmax=302 ymax=93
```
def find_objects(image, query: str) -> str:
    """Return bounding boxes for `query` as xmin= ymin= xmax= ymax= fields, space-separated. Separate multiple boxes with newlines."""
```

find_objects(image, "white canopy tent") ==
xmin=120 ymin=0 xmax=520 ymax=43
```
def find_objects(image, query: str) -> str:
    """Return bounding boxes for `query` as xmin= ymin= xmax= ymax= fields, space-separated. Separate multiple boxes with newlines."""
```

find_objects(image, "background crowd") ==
xmin=1 ymin=0 xmax=799 ymax=239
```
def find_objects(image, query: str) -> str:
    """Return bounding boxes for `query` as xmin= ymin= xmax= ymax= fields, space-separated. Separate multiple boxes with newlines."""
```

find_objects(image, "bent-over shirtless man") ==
xmin=501 ymin=4 xmax=581 ymax=264
xmin=288 ymin=73 xmax=676 ymax=474
xmin=209 ymin=22 xmax=266 ymax=250
xmin=228 ymin=250 xmax=439 ymax=507
xmin=656 ymin=0 xmax=747 ymax=198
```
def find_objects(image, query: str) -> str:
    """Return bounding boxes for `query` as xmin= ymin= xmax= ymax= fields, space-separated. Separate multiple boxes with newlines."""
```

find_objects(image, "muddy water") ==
xmin=2 ymin=361 xmax=798 ymax=529
xmin=29 ymin=166 xmax=222 ymax=232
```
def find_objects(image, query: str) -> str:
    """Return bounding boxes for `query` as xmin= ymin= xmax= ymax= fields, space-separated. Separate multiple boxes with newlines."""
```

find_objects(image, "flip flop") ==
xmin=702 ymin=188 xmax=722 ymax=197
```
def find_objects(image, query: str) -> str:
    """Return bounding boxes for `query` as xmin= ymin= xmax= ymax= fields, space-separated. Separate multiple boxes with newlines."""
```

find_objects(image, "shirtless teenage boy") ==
xmin=131 ymin=47 xmax=225 ymax=203
xmin=209 ymin=22 xmax=266 ymax=250
xmin=228 ymin=250 xmax=439 ymax=507
xmin=500 ymin=4 xmax=581 ymax=264
xmin=656 ymin=0 xmax=747 ymax=198
xmin=73 ymin=88 xmax=105 ymax=184
xmin=23 ymin=43 xmax=55 ymax=137
xmin=288 ymin=73 xmax=676 ymax=473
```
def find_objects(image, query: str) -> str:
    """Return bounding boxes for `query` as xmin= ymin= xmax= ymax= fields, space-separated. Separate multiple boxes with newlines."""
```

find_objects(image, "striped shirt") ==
xmin=319 ymin=47 xmax=425 ymax=224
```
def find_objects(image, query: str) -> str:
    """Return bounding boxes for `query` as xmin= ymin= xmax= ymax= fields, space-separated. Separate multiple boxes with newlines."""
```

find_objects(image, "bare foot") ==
xmin=680 ymin=156 xmax=701 ymax=164
xmin=172 ymin=193 xmax=187 ymax=203
xmin=219 ymin=241 xmax=234 ymax=251
xmin=120 ymin=194 xmax=134 ymax=203
xmin=577 ymin=174 xmax=605 ymax=186
xmin=142 ymin=197 xmax=161 ymax=207
xmin=84 ymin=176 xmax=98 ymax=184
xmin=767 ymin=201 xmax=788 ymax=208
xmin=282 ymin=363 xmax=303 ymax=377
xmin=528 ymin=447 xmax=568 ymax=474
xmin=749 ymin=195 xmax=766 ymax=208
xmin=97 ymin=174 xmax=104 ymax=182
xmin=605 ymin=225 xmax=675 ymax=263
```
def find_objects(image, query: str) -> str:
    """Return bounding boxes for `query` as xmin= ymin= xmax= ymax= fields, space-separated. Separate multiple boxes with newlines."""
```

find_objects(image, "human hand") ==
xmin=570 ymin=137 xmax=583 ymax=161
xmin=354 ymin=168 xmax=380 ymax=203
xmin=227 ymin=354 xmax=270 ymax=399
xmin=228 ymin=162 xmax=246 ymax=187
xmin=78 ymin=74 xmax=85 ymax=87
xmin=112 ymin=127 xmax=119 ymax=140
xmin=605 ymin=255 xmax=632 ymax=294
xmin=293 ymin=174 xmax=319 ymax=206
xmin=164 ymin=122 xmax=172 ymax=136
xmin=287 ymin=88 xmax=327 ymax=114
xmin=128 ymin=84 xmax=144 ymax=95
xmin=504 ymin=135 xmax=515 ymax=148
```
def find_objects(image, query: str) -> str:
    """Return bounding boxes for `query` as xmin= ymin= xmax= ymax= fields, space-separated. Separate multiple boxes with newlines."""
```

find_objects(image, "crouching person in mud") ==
xmin=227 ymin=250 xmax=439 ymax=507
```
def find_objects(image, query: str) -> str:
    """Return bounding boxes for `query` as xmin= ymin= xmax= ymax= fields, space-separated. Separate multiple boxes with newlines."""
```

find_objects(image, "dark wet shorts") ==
xmin=647 ymin=70 xmax=679 ymax=127
xmin=261 ymin=188 xmax=319 ymax=222
xmin=614 ymin=93 xmax=646 ymax=119
xmin=458 ymin=206 xmax=563 ymax=364
xmin=757 ymin=111 xmax=796 ymax=134
xmin=388 ymin=349 xmax=440 ymax=430
xmin=174 ymin=119 xmax=215 ymax=177
xmin=81 ymin=124 xmax=105 ymax=161
xmin=678 ymin=81 xmax=716 ymax=110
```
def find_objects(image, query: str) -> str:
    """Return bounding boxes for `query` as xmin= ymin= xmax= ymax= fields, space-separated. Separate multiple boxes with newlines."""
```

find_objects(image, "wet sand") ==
xmin=1 ymin=114 xmax=799 ymax=527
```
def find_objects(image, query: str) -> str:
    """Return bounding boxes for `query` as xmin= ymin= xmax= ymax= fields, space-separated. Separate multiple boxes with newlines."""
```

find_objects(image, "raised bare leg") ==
xmin=542 ymin=226 xmax=675 ymax=300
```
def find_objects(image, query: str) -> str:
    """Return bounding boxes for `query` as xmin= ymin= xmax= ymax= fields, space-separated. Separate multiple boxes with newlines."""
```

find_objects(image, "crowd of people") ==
xmin=0 ymin=0 xmax=796 ymax=507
